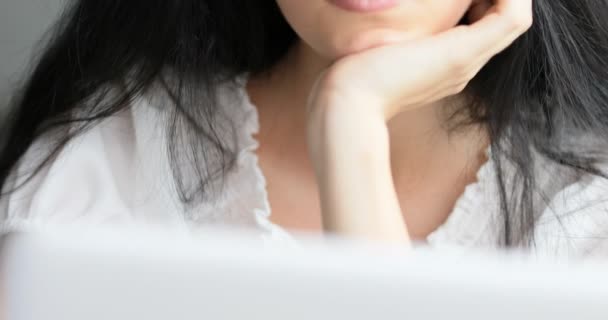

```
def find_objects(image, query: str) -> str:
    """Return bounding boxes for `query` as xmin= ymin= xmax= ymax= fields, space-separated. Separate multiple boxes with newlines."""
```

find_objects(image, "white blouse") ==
xmin=3 ymin=75 xmax=608 ymax=260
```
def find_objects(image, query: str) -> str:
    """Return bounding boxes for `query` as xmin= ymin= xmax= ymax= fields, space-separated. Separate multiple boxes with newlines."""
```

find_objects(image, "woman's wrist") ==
xmin=306 ymin=91 xmax=388 ymax=164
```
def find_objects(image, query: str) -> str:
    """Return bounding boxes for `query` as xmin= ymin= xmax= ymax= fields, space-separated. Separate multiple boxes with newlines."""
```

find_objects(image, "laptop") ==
xmin=2 ymin=224 xmax=608 ymax=320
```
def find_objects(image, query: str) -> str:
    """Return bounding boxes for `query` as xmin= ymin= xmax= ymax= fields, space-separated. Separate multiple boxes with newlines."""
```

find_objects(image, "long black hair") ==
xmin=2 ymin=0 xmax=608 ymax=246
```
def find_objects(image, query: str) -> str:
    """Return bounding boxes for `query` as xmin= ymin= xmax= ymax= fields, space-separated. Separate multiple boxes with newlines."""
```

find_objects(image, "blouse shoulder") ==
xmin=0 ymin=76 xmax=284 ymax=240
xmin=533 ymin=165 xmax=608 ymax=260
xmin=428 ymin=142 xmax=608 ymax=260
xmin=1 ymin=105 xmax=144 ymax=228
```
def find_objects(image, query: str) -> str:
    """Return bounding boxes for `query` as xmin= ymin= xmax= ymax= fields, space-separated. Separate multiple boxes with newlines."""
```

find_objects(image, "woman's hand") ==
xmin=306 ymin=0 xmax=533 ymax=244
xmin=309 ymin=0 xmax=533 ymax=122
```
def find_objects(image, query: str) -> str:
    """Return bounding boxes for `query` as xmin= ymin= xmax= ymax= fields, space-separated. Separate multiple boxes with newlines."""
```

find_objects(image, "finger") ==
xmin=437 ymin=0 xmax=533 ymax=69
xmin=471 ymin=0 xmax=533 ymax=57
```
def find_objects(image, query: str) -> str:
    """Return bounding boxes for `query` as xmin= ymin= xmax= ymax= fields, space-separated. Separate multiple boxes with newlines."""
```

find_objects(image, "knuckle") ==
xmin=518 ymin=14 xmax=534 ymax=30
xmin=457 ymin=72 xmax=474 ymax=86
xmin=452 ymin=82 xmax=469 ymax=94
xmin=507 ymin=11 xmax=534 ymax=31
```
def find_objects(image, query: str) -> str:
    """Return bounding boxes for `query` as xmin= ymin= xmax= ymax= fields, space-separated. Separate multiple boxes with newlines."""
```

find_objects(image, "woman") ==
xmin=1 ymin=0 xmax=607 ymax=258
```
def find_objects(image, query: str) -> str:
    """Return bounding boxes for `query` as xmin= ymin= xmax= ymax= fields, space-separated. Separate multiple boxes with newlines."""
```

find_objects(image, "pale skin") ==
xmin=247 ymin=0 xmax=533 ymax=246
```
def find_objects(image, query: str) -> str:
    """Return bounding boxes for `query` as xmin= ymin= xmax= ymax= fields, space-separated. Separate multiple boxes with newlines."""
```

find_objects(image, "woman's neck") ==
xmin=247 ymin=39 xmax=489 ymax=170
xmin=247 ymin=40 xmax=490 ymax=238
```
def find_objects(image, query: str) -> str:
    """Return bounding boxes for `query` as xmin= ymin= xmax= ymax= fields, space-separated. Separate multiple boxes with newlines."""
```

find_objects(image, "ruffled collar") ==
xmin=185 ymin=75 xmax=294 ymax=242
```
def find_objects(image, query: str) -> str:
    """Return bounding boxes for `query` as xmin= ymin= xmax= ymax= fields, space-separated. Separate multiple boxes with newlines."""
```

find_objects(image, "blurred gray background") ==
xmin=0 ymin=0 xmax=64 ymax=112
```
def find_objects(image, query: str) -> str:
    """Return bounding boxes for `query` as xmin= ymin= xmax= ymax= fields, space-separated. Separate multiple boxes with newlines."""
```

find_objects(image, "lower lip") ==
xmin=329 ymin=0 xmax=399 ymax=12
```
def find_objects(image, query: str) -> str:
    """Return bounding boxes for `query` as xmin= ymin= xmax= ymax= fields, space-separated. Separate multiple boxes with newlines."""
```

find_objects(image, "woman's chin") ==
xmin=331 ymin=28 xmax=416 ymax=58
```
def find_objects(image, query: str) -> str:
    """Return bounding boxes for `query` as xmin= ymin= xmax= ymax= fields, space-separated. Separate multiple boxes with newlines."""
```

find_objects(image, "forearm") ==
xmin=307 ymin=98 xmax=410 ymax=245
